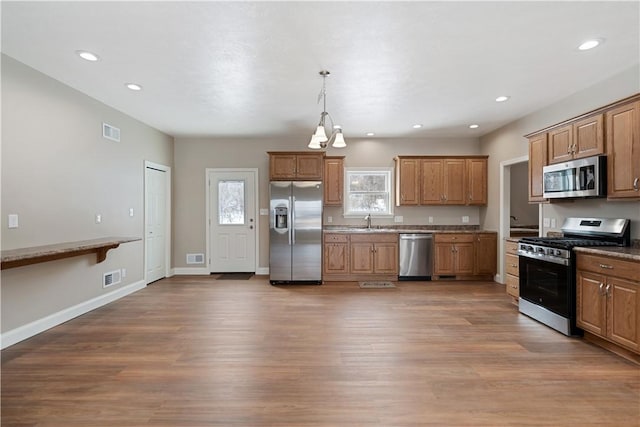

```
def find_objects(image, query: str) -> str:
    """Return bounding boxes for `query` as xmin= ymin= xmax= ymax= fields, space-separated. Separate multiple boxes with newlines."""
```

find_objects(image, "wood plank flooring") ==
xmin=2 ymin=276 xmax=639 ymax=426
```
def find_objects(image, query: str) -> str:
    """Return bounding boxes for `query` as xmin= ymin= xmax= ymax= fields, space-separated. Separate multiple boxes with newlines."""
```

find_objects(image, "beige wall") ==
xmin=480 ymin=64 xmax=640 ymax=238
xmin=173 ymin=136 xmax=481 ymax=270
xmin=1 ymin=55 xmax=174 ymax=333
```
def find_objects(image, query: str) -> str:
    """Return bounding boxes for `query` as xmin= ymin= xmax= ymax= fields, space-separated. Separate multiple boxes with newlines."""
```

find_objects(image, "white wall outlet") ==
xmin=121 ymin=268 xmax=127 ymax=278
xmin=260 ymin=208 xmax=269 ymax=216
xmin=462 ymin=216 xmax=469 ymax=223
xmin=8 ymin=214 xmax=19 ymax=229
xmin=327 ymin=216 xmax=333 ymax=223
xmin=129 ymin=208 xmax=134 ymax=217
xmin=394 ymin=216 xmax=403 ymax=223
xmin=543 ymin=217 xmax=550 ymax=227
xmin=95 ymin=214 xmax=102 ymax=224
xmin=428 ymin=216 xmax=434 ymax=224
xmin=551 ymin=218 xmax=557 ymax=228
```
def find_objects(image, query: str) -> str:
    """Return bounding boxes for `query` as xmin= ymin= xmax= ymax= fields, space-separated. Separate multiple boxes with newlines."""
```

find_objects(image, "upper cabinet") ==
xmin=606 ymin=100 xmax=640 ymax=200
xmin=268 ymin=152 xmax=323 ymax=181
xmin=323 ymin=156 xmax=344 ymax=206
xmin=395 ymin=156 xmax=487 ymax=206
xmin=528 ymin=133 xmax=548 ymax=203
xmin=548 ymin=114 xmax=604 ymax=164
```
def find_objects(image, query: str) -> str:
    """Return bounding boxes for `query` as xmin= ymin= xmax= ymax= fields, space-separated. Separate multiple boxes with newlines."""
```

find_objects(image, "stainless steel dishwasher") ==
xmin=399 ymin=233 xmax=433 ymax=280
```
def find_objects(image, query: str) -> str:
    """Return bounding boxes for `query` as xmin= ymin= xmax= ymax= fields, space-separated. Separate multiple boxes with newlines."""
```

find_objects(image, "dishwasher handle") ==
xmin=399 ymin=234 xmax=433 ymax=240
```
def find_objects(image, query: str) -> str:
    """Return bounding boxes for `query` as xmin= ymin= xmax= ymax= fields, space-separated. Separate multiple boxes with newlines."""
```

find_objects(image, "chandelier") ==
xmin=308 ymin=70 xmax=346 ymax=149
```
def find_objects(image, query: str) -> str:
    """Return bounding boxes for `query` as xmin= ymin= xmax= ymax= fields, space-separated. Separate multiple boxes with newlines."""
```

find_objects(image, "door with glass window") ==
xmin=209 ymin=170 xmax=256 ymax=273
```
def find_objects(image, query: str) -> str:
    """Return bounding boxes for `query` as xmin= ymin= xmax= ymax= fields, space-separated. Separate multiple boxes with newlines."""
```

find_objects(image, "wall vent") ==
xmin=103 ymin=270 xmax=122 ymax=288
xmin=186 ymin=253 xmax=205 ymax=264
xmin=102 ymin=122 xmax=121 ymax=142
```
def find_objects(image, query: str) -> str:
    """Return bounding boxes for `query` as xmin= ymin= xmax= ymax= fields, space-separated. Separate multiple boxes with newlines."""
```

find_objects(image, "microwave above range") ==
xmin=543 ymin=155 xmax=607 ymax=199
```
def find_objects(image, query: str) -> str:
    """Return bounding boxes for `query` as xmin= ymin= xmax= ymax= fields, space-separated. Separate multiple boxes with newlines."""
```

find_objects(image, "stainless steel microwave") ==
xmin=543 ymin=155 xmax=607 ymax=199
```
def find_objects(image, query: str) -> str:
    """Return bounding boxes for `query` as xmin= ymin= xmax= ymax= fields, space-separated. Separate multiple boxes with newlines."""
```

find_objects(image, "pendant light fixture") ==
xmin=308 ymin=70 xmax=347 ymax=150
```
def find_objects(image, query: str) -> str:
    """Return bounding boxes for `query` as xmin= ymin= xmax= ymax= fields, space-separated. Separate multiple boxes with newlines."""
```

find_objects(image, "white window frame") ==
xmin=343 ymin=167 xmax=394 ymax=218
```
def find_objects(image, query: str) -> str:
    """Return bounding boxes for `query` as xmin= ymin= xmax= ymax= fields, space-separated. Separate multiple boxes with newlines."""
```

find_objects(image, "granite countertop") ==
xmin=574 ymin=246 xmax=640 ymax=262
xmin=323 ymin=226 xmax=496 ymax=234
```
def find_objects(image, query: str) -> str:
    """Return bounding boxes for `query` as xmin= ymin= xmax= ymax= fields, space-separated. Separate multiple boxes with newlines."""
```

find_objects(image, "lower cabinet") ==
xmin=504 ymin=240 xmax=520 ymax=302
xmin=433 ymin=232 xmax=497 ymax=280
xmin=323 ymin=233 xmax=398 ymax=281
xmin=576 ymin=252 xmax=640 ymax=356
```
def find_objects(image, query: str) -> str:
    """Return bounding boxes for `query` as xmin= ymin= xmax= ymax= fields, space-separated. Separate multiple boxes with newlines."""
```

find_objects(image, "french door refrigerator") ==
xmin=269 ymin=181 xmax=322 ymax=284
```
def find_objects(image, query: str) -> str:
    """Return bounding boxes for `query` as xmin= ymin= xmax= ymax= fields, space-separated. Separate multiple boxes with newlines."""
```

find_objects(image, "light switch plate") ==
xmin=259 ymin=208 xmax=269 ymax=216
xmin=129 ymin=208 xmax=134 ymax=217
xmin=95 ymin=214 xmax=102 ymax=224
xmin=551 ymin=218 xmax=557 ymax=228
xmin=327 ymin=216 xmax=333 ymax=223
xmin=428 ymin=216 xmax=434 ymax=224
xmin=394 ymin=216 xmax=403 ymax=223
xmin=462 ymin=216 xmax=469 ymax=223
xmin=543 ymin=218 xmax=550 ymax=227
xmin=8 ymin=214 xmax=19 ymax=229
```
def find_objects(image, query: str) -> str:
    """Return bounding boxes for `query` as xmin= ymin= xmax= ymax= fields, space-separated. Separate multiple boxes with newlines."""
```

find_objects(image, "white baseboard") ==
xmin=1 ymin=279 xmax=146 ymax=350
xmin=173 ymin=267 xmax=210 ymax=275
xmin=256 ymin=267 xmax=269 ymax=275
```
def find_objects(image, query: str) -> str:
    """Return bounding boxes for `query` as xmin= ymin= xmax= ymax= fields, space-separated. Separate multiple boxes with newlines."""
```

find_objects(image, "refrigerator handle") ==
xmin=291 ymin=196 xmax=296 ymax=245
xmin=288 ymin=197 xmax=292 ymax=246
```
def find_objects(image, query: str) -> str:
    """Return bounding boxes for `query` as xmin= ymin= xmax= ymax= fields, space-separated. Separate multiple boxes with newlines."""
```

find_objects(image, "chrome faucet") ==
xmin=365 ymin=213 xmax=372 ymax=229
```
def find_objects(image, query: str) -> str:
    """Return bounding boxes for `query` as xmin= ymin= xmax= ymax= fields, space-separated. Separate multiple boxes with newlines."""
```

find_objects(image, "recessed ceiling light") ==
xmin=366 ymin=132 xmax=375 ymax=136
xmin=578 ymin=39 xmax=602 ymax=51
xmin=495 ymin=96 xmax=510 ymax=102
xmin=469 ymin=124 xmax=479 ymax=129
xmin=76 ymin=50 xmax=99 ymax=62
xmin=412 ymin=124 xmax=423 ymax=129
xmin=125 ymin=83 xmax=142 ymax=91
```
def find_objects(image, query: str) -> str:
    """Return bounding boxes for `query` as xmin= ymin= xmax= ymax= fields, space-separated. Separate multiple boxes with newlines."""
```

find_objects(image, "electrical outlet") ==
xmin=327 ymin=216 xmax=333 ymax=223
xmin=8 ymin=214 xmax=19 ymax=229
xmin=543 ymin=218 xmax=550 ymax=227
xmin=260 ymin=208 xmax=269 ymax=216
xmin=462 ymin=216 xmax=469 ymax=223
xmin=394 ymin=216 xmax=403 ymax=223
xmin=129 ymin=208 xmax=134 ymax=217
xmin=95 ymin=214 xmax=102 ymax=224
xmin=428 ymin=216 xmax=434 ymax=224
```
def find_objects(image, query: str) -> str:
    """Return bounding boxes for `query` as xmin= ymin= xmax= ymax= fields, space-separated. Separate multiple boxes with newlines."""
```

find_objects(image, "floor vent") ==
xmin=102 ymin=122 xmax=121 ymax=142
xmin=103 ymin=270 xmax=122 ymax=288
xmin=186 ymin=253 xmax=205 ymax=264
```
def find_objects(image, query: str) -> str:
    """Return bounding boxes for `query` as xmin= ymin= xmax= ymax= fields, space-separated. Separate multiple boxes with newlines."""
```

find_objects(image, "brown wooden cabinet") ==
xmin=434 ymin=234 xmax=474 ymax=276
xmin=548 ymin=114 xmax=604 ymax=164
xmin=528 ymin=133 xmax=548 ymax=203
xmin=606 ymin=101 xmax=640 ymax=200
xmin=395 ymin=158 xmax=420 ymax=205
xmin=268 ymin=152 xmax=323 ymax=180
xmin=323 ymin=234 xmax=349 ymax=275
xmin=504 ymin=240 xmax=520 ymax=302
xmin=395 ymin=156 xmax=487 ymax=206
xmin=323 ymin=156 xmax=344 ymax=206
xmin=577 ymin=252 xmax=640 ymax=355
xmin=474 ymin=232 xmax=497 ymax=276
xmin=466 ymin=158 xmax=488 ymax=205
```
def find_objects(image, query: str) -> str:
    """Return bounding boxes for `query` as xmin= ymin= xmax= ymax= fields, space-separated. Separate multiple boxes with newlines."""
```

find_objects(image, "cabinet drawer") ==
xmin=505 ymin=240 xmax=519 ymax=255
xmin=505 ymin=254 xmax=519 ymax=276
xmin=434 ymin=233 xmax=474 ymax=243
xmin=577 ymin=254 xmax=640 ymax=281
xmin=505 ymin=274 xmax=519 ymax=297
xmin=350 ymin=233 xmax=398 ymax=243
xmin=324 ymin=233 xmax=349 ymax=243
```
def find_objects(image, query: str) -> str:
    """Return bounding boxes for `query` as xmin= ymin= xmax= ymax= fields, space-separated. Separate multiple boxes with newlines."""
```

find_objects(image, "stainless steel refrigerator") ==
xmin=269 ymin=181 xmax=322 ymax=284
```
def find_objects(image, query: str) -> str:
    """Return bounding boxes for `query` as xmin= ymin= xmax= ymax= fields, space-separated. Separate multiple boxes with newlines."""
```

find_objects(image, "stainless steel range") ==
xmin=517 ymin=217 xmax=630 ymax=336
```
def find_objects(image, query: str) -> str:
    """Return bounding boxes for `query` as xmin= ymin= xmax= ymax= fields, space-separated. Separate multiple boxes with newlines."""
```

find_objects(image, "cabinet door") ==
xmin=548 ymin=125 xmax=574 ymax=164
xmin=528 ymin=134 xmax=548 ymax=202
xmin=606 ymin=101 xmax=640 ymax=199
xmin=466 ymin=158 xmax=487 ymax=205
xmin=420 ymin=159 xmax=443 ymax=204
xmin=270 ymin=154 xmax=297 ymax=180
xmin=576 ymin=271 xmax=606 ymax=336
xmin=434 ymin=243 xmax=455 ymax=275
xmin=350 ymin=243 xmax=374 ymax=274
xmin=296 ymin=154 xmax=323 ymax=180
xmin=373 ymin=242 xmax=398 ymax=274
xmin=397 ymin=158 xmax=420 ymax=205
xmin=324 ymin=157 xmax=344 ymax=206
xmin=443 ymin=159 xmax=466 ymax=204
xmin=474 ymin=233 xmax=496 ymax=276
xmin=323 ymin=243 xmax=349 ymax=275
xmin=607 ymin=277 xmax=640 ymax=351
xmin=573 ymin=114 xmax=604 ymax=159
xmin=454 ymin=242 xmax=475 ymax=275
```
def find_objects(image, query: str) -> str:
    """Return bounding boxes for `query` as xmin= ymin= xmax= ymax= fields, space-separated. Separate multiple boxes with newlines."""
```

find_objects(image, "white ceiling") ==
xmin=2 ymin=1 xmax=639 ymax=140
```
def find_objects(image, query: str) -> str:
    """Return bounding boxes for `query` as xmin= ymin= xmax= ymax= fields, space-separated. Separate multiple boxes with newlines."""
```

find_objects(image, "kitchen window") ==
xmin=343 ymin=168 xmax=393 ymax=217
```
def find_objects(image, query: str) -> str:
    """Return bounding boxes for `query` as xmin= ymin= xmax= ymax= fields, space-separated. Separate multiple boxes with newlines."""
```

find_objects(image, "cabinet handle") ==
xmin=572 ymin=143 xmax=577 ymax=154
xmin=599 ymin=283 xmax=605 ymax=295
xmin=567 ymin=145 xmax=571 ymax=154
xmin=633 ymin=177 xmax=639 ymax=191
xmin=606 ymin=284 xmax=611 ymax=297
xmin=510 ymin=264 xmax=517 ymax=268
xmin=599 ymin=264 xmax=613 ymax=270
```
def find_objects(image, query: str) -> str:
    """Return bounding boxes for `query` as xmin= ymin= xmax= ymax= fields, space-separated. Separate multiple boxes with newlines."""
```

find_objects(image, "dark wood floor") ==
xmin=2 ymin=276 xmax=639 ymax=426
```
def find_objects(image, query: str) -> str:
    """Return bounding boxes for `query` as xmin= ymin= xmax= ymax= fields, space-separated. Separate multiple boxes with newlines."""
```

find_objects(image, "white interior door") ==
xmin=145 ymin=165 xmax=167 ymax=283
xmin=209 ymin=170 xmax=257 ymax=273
